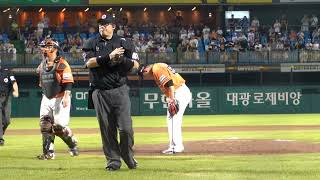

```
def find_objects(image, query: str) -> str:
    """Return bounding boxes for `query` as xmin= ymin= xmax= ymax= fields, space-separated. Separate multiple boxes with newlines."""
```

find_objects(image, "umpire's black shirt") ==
xmin=0 ymin=68 xmax=14 ymax=95
xmin=83 ymin=34 xmax=135 ymax=90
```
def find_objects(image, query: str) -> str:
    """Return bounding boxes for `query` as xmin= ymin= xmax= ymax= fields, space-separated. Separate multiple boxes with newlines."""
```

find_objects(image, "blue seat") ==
xmin=52 ymin=33 xmax=59 ymax=40
xmin=80 ymin=33 xmax=87 ymax=39
xmin=88 ymin=33 xmax=98 ymax=38
xmin=2 ymin=33 xmax=9 ymax=42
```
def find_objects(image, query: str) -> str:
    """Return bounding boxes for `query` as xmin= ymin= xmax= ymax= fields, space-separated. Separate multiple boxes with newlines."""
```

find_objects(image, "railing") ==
xmin=1 ymin=50 xmax=320 ymax=67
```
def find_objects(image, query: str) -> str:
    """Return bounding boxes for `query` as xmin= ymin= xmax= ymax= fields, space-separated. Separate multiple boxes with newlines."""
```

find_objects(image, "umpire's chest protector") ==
xmin=40 ymin=61 xmax=62 ymax=99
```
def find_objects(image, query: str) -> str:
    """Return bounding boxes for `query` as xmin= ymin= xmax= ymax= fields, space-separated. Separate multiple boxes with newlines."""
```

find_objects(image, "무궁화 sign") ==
xmin=140 ymin=87 xmax=218 ymax=115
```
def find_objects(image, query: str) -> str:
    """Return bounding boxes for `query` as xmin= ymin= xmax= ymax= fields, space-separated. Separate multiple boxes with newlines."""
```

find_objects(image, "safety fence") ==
xmin=1 ymin=50 xmax=320 ymax=67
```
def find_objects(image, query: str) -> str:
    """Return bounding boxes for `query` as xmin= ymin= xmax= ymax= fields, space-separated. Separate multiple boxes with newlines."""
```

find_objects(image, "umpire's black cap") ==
xmin=97 ymin=14 xmax=115 ymax=25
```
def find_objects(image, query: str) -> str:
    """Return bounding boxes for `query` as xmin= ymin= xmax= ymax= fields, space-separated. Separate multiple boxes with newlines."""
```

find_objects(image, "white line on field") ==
xmin=274 ymin=139 xmax=296 ymax=142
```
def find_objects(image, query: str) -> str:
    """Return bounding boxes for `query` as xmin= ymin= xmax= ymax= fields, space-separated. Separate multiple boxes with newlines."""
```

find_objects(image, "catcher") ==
xmin=138 ymin=63 xmax=192 ymax=154
xmin=36 ymin=37 xmax=79 ymax=160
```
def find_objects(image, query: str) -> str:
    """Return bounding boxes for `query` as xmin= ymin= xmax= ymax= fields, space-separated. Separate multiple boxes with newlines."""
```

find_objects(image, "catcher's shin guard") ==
xmin=53 ymin=125 xmax=78 ymax=149
xmin=41 ymin=133 xmax=55 ymax=154
xmin=40 ymin=115 xmax=55 ymax=154
xmin=59 ymin=135 xmax=78 ymax=149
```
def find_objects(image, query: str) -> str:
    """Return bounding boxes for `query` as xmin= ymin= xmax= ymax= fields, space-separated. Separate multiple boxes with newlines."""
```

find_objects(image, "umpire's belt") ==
xmin=97 ymin=84 xmax=127 ymax=92
xmin=97 ymin=84 xmax=126 ymax=91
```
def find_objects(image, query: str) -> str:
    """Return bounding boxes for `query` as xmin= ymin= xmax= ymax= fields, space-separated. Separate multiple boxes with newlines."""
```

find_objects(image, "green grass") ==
xmin=2 ymin=114 xmax=320 ymax=179
xmin=1 ymin=153 xmax=320 ymax=180
xmin=11 ymin=114 xmax=320 ymax=129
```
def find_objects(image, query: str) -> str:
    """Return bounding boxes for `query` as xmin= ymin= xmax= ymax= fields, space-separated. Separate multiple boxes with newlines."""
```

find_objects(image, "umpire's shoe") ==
xmin=105 ymin=165 xmax=121 ymax=172
xmin=128 ymin=158 xmax=138 ymax=169
xmin=37 ymin=152 xmax=55 ymax=160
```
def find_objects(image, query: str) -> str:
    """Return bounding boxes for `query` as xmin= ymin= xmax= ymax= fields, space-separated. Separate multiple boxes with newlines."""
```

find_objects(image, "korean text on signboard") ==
xmin=144 ymin=91 xmax=212 ymax=109
xmin=226 ymin=91 xmax=302 ymax=106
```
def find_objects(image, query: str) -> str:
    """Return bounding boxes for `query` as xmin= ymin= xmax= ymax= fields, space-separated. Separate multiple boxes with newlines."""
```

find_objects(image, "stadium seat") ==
xmin=2 ymin=33 xmax=9 ymax=42
xmin=80 ymin=33 xmax=87 ymax=39
xmin=88 ymin=33 xmax=98 ymax=39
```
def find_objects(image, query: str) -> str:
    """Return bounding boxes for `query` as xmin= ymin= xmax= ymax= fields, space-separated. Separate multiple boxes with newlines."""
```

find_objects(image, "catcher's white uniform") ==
xmin=38 ymin=57 xmax=73 ymax=126
xmin=37 ymin=56 xmax=78 ymax=159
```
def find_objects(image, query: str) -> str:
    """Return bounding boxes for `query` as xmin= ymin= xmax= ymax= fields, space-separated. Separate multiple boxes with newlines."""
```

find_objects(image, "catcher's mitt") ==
xmin=168 ymin=99 xmax=179 ymax=117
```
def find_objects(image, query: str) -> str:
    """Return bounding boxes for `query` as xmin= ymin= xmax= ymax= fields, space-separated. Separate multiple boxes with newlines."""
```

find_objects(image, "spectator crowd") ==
xmin=1 ymin=13 xmax=320 ymax=64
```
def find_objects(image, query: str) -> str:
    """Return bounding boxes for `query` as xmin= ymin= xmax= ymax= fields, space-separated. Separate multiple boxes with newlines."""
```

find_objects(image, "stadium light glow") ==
xmin=38 ymin=8 xmax=43 ymax=12
xmin=3 ymin=8 xmax=10 ymax=13
xmin=84 ymin=8 xmax=89 ymax=12
xmin=119 ymin=8 xmax=122 ymax=12
xmin=144 ymin=7 xmax=147 ymax=12
xmin=168 ymin=7 xmax=171 ymax=11
xmin=192 ymin=6 xmax=196 ymax=11
xmin=61 ymin=8 xmax=66 ymax=12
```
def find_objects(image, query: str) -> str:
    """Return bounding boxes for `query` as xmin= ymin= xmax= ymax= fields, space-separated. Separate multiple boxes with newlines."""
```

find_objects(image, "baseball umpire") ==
xmin=37 ymin=37 xmax=79 ymax=160
xmin=139 ymin=63 xmax=192 ymax=154
xmin=0 ymin=63 xmax=19 ymax=146
xmin=82 ymin=14 xmax=139 ymax=171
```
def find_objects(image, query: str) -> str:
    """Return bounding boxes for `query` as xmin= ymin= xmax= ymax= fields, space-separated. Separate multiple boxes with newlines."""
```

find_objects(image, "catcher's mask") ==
xmin=39 ymin=38 xmax=60 ymax=58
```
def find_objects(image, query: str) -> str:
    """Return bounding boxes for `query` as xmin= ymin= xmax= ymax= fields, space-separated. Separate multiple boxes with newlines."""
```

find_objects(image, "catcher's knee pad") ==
xmin=53 ymin=125 xmax=73 ymax=137
xmin=40 ymin=115 xmax=53 ymax=133
xmin=54 ymin=126 xmax=77 ymax=149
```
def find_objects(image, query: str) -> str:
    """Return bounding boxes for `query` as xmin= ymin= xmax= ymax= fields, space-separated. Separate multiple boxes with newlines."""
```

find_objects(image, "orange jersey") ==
xmin=56 ymin=57 xmax=74 ymax=84
xmin=151 ymin=63 xmax=185 ymax=97
xmin=38 ymin=57 xmax=74 ymax=84
xmin=38 ymin=57 xmax=74 ymax=98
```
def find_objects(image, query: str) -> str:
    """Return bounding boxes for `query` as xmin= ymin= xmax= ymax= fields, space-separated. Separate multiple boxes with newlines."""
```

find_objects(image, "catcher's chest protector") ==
xmin=40 ymin=61 xmax=62 ymax=98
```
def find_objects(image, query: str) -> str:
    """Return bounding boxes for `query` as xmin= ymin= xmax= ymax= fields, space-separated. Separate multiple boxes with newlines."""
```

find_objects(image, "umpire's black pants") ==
xmin=92 ymin=85 xmax=135 ymax=169
xmin=0 ymin=95 xmax=11 ymax=142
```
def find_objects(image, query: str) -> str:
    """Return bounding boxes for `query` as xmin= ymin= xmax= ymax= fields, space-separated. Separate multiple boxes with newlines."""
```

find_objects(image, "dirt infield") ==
xmin=80 ymin=139 xmax=320 ymax=155
xmin=8 ymin=125 xmax=320 ymax=155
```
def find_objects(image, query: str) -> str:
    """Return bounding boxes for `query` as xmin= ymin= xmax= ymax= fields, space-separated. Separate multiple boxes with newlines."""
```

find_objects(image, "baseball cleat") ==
xmin=37 ymin=152 xmax=55 ymax=160
xmin=161 ymin=148 xmax=184 ymax=155
xmin=162 ymin=150 xmax=176 ymax=155
xmin=0 ymin=140 xmax=4 ymax=146
xmin=69 ymin=147 xmax=79 ymax=157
